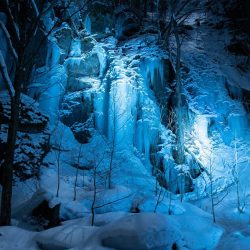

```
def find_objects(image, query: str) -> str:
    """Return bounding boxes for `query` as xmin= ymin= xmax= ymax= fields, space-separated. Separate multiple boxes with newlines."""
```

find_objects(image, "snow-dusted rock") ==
xmin=0 ymin=91 xmax=49 ymax=180
xmin=0 ymin=92 xmax=48 ymax=131
xmin=60 ymin=91 xmax=93 ymax=126
xmin=84 ymin=213 xmax=184 ymax=250
xmin=80 ymin=37 xmax=96 ymax=53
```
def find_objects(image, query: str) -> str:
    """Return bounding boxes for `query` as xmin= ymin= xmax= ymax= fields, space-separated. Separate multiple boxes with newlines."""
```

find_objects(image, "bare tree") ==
xmin=233 ymin=138 xmax=244 ymax=213
xmin=208 ymin=153 xmax=216 ymax=222
xmin=73 ymin=144 xmax=83 ymax=201
xmin=0 ymin=0 xmax=47 ymax=226
xmin=207 ymin=153 xmax=229 ymax=223
xmin=159 ymin=0 xmax=200 ymax=167
xmin=55 ymin=127 xmax=65 ymax=198
xmin=222 ymin=138 xmax=249 ymax=213
xmin=89 ymin=151 xmax=133 ymax=226
xmin=154 ymin=185 xmax=166 ymax=213
xmin=91 ymin=159 xmax=99 ymax=226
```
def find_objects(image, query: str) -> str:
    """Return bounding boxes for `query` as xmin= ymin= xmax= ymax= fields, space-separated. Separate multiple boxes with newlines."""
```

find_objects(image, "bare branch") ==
xmin=2 ymin=0 xmax=20 ymax=43
xmin=0 ymin=51 xmax=15 ymax=98
xmin=94 ymin=192 xmax=134 ymax=209
xmin=0 ymin=21 xmax=18 ymax=61
xmin=31 ymin=0 xmax=39 ymax=17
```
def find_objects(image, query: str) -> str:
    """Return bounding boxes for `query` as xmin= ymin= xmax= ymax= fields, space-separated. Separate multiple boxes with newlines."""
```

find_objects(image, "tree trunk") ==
xmin=0 ymin=70 xmax=22 ymax=226
xmin=91 ymin=168 xmax=97 ymax=226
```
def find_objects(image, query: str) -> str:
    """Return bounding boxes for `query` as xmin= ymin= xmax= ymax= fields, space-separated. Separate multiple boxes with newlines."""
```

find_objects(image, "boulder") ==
xmin=84 ymin=213 xmax=184 ymax=250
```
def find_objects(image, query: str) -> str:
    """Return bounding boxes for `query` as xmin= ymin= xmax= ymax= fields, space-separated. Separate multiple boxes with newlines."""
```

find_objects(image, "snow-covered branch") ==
xmin=0 ymin=21 xmax=18 ymax=61
xmin=0 ymin=51 xmax=15 ymax=98
xmin=31 ymin=0 xmax=39 ymax=17
xmin=2 ymin=0 xmax=20 ymax=42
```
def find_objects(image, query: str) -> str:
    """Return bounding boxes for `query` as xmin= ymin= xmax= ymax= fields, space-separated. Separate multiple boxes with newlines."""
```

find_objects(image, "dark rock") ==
xmin=242 ymin=88 xmax=250 ymax=113
xmin=214 ymin=21 xmax=224 ymax=30
xmin=80 ymin=36 xmax=95 ymax=53
xmin=182 ymin=24 xmax=194 ymax=30
xmin=33 ymin=29 xmax=48 ymax=68
xmin=225 ymin=80 xmax=242 ymax=100
xmin=115 ymin=8 xmax=140 ymax=40
xmin=71 ymin=121 xmax=92 ymax=144
xmin=32 ymin=200 xmax=61 ymax=229
xmin=88 ymin=2 xmax=115 ymax=35
xmin=36 ymin=241 xmax=67 ymax=250
xmin=227 ymin=41 xmax=250 ymax=56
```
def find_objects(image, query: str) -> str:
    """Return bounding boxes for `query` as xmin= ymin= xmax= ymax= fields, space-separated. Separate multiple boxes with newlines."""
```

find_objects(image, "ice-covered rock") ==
xmin=66 ymin=53 xmax=100 ymax=78
xmin=67 ymin=77 xmax=100 ymax=92
xmin=54 ymin=23 xmax=73 ymax=58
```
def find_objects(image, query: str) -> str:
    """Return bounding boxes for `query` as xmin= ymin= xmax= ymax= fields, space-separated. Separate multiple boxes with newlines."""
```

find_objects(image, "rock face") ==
xmin=115 ymin=6 xmax=141 ymax=39
xmin=59 ymin=35 xmax=103 ymax=143
xmin=60 ymin=91 xmax=94 ymax=143
xmin=11 ymin=0 xmax=249 ymax=203
xmin=0 ymin=92 xmax=50 ymax=180
xmin=88 ymin=1 xmax=115 ymax=36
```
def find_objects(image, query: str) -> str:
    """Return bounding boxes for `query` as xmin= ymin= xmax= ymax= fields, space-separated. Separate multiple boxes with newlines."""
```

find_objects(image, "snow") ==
xmin=0 ymin=208 xmax=224 ymax=250
xmin=173 ymin=203 xmax=223 ymax=250
xmin=0 ymin=226 xmax=37 ymax=250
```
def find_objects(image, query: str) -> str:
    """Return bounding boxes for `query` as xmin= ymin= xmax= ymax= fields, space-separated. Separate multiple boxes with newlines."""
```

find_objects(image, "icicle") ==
xmin=46 ymin=39 xmax=60 ymax=68
xmin=93 ymin=44 xmax=107 ymax=78
xmin=84 ymin=15 xmax=91 ymax=34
